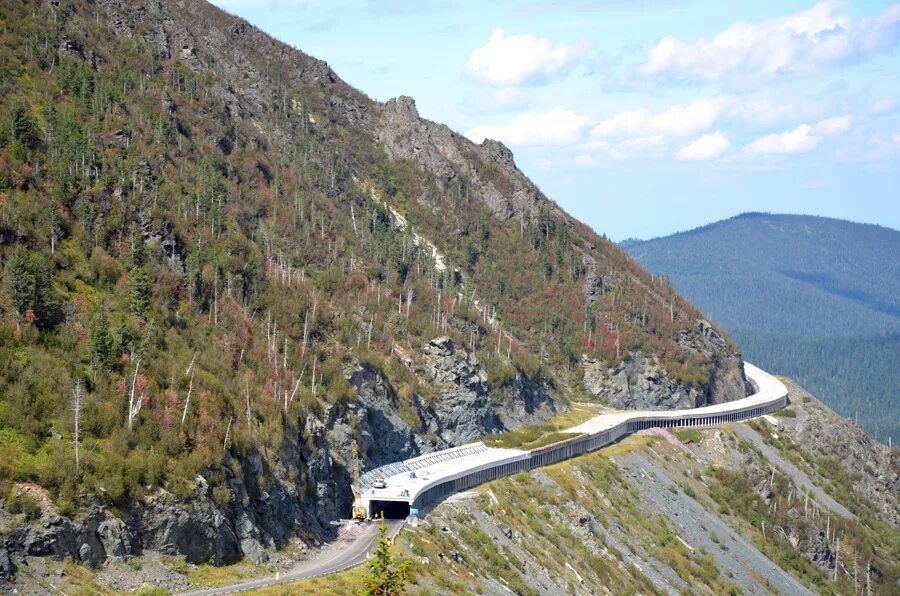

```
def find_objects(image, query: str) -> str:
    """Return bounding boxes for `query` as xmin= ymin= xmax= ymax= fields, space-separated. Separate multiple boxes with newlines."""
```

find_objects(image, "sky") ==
xmin=209 ymin=0 xmax=900 ymax=241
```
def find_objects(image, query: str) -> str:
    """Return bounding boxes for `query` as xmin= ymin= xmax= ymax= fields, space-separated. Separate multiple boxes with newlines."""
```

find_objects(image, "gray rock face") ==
xmin=583 ymin=351 xmax=697 ymax=410
xmin=677 ymin=319 xmax=751 ymax=405
xmin=417 ymin=337 xmax=557 ymax=445
xmin=97 ymin=517 xmax=136 ymax=560
xmin=376 ymin=96 xmax=547 ymax=222
xmin=0 ymin=548 xmax=14 ymax=580
xmin=1 ymin=504 xmax=111 ymax=574
xmin=582 ymin=254 xmax=618 ymax=306
xmin=804 ymin=530 xmax=835 ymax=570
xmin=387 ymin=336 xmax=492 ymax=447
xmin=583 ymin=320 xmax=750 ymax=410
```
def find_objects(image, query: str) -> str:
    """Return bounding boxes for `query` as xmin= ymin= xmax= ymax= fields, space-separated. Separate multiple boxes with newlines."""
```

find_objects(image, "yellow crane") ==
xmin=351 ymin=439 xmax=367 ymax=520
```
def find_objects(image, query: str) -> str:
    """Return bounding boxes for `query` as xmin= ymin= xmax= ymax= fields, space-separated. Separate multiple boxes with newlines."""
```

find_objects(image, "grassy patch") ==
xmin=773 ymin=409 xmax=797 ymax=418
xmin=481 ymin=404 xmax=600 ymax=449
xmin=675 ymin=429 xmax=703 ymax=444
xmin=187 ymin=560 xmax=267 ymax=588
xmin=601 ymin=433 xmax=657 ymax=456
xmin=244 ymin=564 xmax=368 ymax=595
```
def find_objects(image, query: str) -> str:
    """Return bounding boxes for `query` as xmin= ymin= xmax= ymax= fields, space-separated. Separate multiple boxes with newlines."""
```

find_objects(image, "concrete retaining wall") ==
xmin=411 ymin=393 xmax=787 ymax=512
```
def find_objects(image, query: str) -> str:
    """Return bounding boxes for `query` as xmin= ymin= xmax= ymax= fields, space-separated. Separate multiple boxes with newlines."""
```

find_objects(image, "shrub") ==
xmin=212 ymin=485 xmax=231 ymax=507
xmin=775 ymin=409 xmax=797 ymax=418
xmin=480 ymin=352 xmax=515 ymax=394
xmin=171 ymin=556 xmax=190 ymax=575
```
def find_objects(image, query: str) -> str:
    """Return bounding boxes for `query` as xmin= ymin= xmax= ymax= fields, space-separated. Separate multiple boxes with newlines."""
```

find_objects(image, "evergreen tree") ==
xmin=8 ymin=99 xmax=38 ymax=161
xmin=30 ymin=252 xmax=62 ymax=330
xmin=7 ymin=246 xmax=34 ymax=321
xmin=128 ymin=225 xmax=146 ymax=270
xmin=361 ymin=517 xmax=409 ymax=596
xmin=128 ymin=266 xmax=152 ymax=317
xmin=89 ymin=302 xmax=114 ymax=372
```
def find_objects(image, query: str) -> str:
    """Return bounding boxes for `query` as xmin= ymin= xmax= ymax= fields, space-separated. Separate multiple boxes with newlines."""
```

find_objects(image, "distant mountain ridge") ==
xmin=624 ymin=213 xmax=900 ymax=444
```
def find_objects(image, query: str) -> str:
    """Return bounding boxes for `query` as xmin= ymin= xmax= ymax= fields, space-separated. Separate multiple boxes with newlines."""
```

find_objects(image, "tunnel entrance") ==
xmin=369 ymin=500 xmax=411 ymax=519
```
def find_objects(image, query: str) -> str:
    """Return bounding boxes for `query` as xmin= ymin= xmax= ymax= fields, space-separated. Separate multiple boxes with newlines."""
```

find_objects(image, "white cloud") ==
xmin=469 ymin=87 xmax=528 ymax=111
xmin=745 ymin=115 xmax=854 ymax=155
xmin=591 ymin=97 xmax=730 ymax=138
xmin=468 ymin=29 xmax=588 ymax=86
xmin=675 ymin=131 xmax=731 ymax=161
xmin=574 ymin=154 xmax=599 ymax=166
xmin=601 ymin=136 xmax=668 ymax=160
xmin=871 ymin=98 xmax=899 ymax=115
xmin=812 ymin=115 xmax=854 ymax=135
xmin=636 ymin=1 xmax=900 ymax=85
xmin=746 ymin=125 xmax=822 ymax=155
xmin=465 ymin=106 xmax=590 ymax=146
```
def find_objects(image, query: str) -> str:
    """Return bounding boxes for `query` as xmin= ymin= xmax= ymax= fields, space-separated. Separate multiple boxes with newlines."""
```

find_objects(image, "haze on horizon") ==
xmin=211 ymin=0 xmax=900 ymax=241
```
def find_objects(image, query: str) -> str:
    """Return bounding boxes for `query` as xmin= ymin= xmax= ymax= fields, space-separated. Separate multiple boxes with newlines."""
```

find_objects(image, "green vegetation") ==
xmin=246 ymin=567 xmax=369 ymax=596
xmin=362 ymin=519 xmax=410 ymax=595
xmin=0 ymin=0 xmax=729 ymax=519
xmin=625 ymin=213 xmax=900 ymax=444
xmin=481 ymin=403 xmax=599 ymax=448
xmin=675 ymin=429 xmax=703 ymax=444
xmin=186 ymin=560 xmax=266 ymax=589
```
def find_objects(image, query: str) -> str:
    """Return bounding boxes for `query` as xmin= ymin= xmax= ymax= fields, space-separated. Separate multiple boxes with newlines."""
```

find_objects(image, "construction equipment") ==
xmin=351 ymin=439 xmax=368 ymax=520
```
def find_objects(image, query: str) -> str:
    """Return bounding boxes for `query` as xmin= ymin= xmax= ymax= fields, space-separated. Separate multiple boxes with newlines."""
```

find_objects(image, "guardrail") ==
xmin=408 ymin=363 xmax=787 ymax=513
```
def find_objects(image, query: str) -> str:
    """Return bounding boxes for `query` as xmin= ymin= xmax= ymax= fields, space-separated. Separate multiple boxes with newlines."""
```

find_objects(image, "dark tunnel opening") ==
xmin=369 ymin=500 xmax=411 ymax=519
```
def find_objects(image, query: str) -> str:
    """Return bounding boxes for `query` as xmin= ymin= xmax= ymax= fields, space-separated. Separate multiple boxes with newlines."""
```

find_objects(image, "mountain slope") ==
xmin=196 ymin=381 xmax=899 ymax=596
xmin=625 ymin=213 xmax=900 ymax=444
xmin=0 ymin=0 xmax=748 ymax=578
xmin=390 ymin=381 xmax=898 ymax=596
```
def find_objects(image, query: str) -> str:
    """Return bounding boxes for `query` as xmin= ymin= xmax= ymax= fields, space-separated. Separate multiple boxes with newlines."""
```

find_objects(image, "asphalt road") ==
xmin=177 ymin=519 xmax=404 ymax=595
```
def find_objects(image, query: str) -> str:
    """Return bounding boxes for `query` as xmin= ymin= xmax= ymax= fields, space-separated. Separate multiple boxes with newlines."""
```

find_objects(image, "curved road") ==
xmin=177 ymin=362 xmax=786 ymax=594
xmin=179 ymin=519 xmax=403 ymax=596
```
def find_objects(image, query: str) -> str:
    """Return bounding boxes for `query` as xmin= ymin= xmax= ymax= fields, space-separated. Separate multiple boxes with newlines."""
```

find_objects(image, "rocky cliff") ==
xmin=583 ymin=319 xmax=750 ymax=410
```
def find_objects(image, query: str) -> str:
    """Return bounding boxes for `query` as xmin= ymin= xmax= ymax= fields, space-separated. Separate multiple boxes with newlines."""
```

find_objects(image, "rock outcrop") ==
xmin=583 ymin=320 xmax=750 ymax=410
xmin=583 ymin=351 xmax=695 ymax=410
xmin=415 ymin=337 xmax=557 ymax=446
xmin=376 ymin=96 xmax=548 ymax=222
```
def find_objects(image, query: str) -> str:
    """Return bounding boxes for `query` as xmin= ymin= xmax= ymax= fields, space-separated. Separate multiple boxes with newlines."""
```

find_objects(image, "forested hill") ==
xmin=625 ymin=213 xmax=900 ymax=444
xmin=0 ymin=0 xmax=749 ymax=573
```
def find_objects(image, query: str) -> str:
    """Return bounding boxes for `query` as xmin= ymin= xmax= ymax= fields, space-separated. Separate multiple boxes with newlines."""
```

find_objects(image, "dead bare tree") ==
xmin=181 ymin=353 xmax=198 ymax=426
xmin=72 ymin=380 xmax=82 ymax=470
xmin=302 ymin=308 xmax=310 ymax=357
xmin=127 ymin=358 xmax=145 ymax=432
xmin=244 ymin=375 xmax=252 ymax=430
xmin=223 ymin=415 xmax=233 ymax=450
xmin=284 ymin=366 xmax=306 ymax=413
xmin=181 ymin=368 xmax=195 ymax=426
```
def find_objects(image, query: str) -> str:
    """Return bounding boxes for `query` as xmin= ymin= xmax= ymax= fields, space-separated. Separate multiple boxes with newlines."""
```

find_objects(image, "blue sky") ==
xmin=210 ymin=0 xmax=900 ymax=240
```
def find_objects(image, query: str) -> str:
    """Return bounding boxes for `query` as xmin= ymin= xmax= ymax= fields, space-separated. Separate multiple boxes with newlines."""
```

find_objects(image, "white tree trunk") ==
xmin=128 ymin=359 xmax=144 ymax=432
xmin=72 ymin=381 xmax=82 ymax=470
